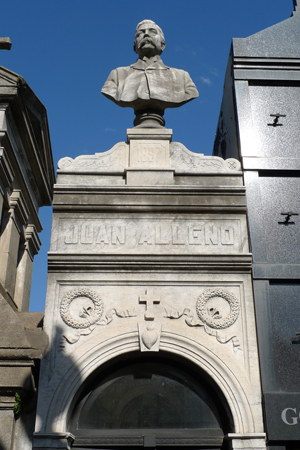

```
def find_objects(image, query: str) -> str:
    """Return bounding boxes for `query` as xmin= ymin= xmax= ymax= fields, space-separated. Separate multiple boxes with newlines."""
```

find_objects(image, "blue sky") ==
xmin=1 ymin=0 xmax=294 ymax=311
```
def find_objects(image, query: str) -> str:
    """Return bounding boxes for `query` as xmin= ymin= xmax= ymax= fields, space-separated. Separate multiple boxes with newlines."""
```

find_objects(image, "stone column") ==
xmin=0 ymin=187 xmax=4 ymax=225
xmin=0 ymin=190 xmax=28 ymax=300
xmin=0 ymin=395 xmax=15 ymax=450
xmin=0 ymin=362 xmax=39 ymax=450
xmin=0 ymin=146 xmax=14 ymax=227
xmin=14 ymin=225 xmax=41 ymax=311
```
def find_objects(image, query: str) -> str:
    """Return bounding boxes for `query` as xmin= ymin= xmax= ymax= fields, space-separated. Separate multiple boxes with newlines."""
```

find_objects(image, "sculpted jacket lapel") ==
xmin=118 ymin=58 xmax=170 ymax=102
xmin=130 ymin=58 xmax=170 ymax=71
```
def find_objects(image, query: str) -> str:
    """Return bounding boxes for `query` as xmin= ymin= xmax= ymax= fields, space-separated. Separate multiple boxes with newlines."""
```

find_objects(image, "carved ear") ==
xmin=161 ymin=40 xmax=166 ymax=52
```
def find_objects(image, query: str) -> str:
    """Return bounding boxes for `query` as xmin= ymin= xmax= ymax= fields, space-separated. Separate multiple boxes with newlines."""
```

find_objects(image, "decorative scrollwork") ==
xmin=196 ymin=288 xmax=239 ymax=329
xmin=60 ymin=288 xmax=104 ymax=329
xmin=57 ymin=156 xmax=73 ymax=170
xmin=226 ymin=158 xmax=241 ymax=171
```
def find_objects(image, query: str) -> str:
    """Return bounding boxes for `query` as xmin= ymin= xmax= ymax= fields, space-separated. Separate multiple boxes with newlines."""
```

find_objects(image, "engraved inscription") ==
xmin=57 ymin=218 xmax=243 ymax=254
xmin=130 ymin=140 xmax=169 ymax=167
xmin=65 ymin=224 xmax=126 ymax=245
xmin=135 ymin=144 xmax=164 ymax=163
xmin=64 ymin=222 xmax=235 ymax=246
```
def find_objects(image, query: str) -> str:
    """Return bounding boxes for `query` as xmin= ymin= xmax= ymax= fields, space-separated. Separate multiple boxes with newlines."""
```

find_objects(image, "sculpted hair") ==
xmin=134 ymin=20 xmax=165 ymax=53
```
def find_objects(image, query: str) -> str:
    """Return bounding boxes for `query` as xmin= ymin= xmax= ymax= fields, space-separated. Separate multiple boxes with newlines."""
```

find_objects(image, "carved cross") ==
xmin=139 ymin=289 xmax=160 ymax=320
xmin=0 ymin=37 xmax=12 ymax=50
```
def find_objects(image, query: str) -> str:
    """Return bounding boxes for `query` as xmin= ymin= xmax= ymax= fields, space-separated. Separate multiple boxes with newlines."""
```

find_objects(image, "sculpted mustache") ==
xmin=138 ymin=37 xmax=155 ymax=47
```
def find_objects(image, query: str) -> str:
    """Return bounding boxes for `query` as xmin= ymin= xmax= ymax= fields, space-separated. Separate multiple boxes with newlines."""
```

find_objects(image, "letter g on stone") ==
xmin=281 ymin=407 xmax=299 ymax=425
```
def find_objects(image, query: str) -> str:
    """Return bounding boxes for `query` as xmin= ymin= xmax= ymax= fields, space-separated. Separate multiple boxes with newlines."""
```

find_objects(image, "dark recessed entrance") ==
xmin=69 ymin=352 xmax=233 ymax=448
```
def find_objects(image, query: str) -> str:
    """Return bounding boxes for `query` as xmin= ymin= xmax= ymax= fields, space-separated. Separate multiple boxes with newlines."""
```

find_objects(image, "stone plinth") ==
xmin=34 ymin=130 xmax=266 ymax=450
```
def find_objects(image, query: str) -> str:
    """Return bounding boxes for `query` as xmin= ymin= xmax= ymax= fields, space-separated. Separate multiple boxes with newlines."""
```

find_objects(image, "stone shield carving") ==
xmin=196 ymin=288 xmax=239 ymax=329
xmin=60 ymin=288 xmax=104 ymax=329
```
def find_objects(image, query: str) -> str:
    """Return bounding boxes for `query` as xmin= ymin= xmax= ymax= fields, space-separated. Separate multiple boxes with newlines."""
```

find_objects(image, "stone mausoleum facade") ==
xmin=34 ymin=128 xmax=264 ymax=450
xmin=0 ymin=4 xmax=300 ymax=450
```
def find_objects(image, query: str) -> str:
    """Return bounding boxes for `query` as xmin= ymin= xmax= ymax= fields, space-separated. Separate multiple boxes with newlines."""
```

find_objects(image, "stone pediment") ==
xmin=57 ymin=141 xmax=241 ymax=174
xmin=0 ymin=67 xmax=55 ymax=206
xmin=0 ymin=66 xmax=26 ymax=91
xmin=58 ymin=142 xmax=129 ymax=173
xmin=170 ymin=142 xmax=241 ymax=172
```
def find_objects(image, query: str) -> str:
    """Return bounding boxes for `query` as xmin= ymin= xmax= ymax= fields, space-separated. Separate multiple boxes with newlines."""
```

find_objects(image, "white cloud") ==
xmin=199 ymin=76 xmax=212 ymax=85
xmin=209 ymin=67 xmax=219 ymax=76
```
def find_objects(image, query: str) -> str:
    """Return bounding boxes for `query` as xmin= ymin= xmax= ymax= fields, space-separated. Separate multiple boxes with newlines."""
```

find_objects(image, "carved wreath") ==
xmin=196 ymin=288 xmax=239 ymax=329
xmin=60 ymin=288 xmax=104 ymax=329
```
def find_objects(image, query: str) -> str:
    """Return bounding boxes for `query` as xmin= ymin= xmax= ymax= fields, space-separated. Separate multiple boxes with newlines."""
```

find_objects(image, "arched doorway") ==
xmin=69 ymin=351 xmax=233 ymax=448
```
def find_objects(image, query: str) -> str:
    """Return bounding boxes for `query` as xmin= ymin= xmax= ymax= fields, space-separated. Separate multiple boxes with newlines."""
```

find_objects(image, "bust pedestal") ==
xmin=126 ymin=127 xmax=174 ymax=186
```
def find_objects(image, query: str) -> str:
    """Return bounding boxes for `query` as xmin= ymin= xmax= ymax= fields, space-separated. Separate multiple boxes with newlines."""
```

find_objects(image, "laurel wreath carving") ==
xmin=196 ymin=288 xmax=239 ymax=329
xmin=60 ymin=288 xmax=104 ymax=329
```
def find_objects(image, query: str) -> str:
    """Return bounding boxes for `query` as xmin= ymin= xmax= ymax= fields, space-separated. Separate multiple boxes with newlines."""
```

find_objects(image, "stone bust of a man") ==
xmin=101 ymin=20 xmax=199 ymax=126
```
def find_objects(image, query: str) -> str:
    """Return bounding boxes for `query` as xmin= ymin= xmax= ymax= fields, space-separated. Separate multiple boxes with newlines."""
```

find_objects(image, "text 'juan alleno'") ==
xmin=63 ymin=222 xmax=236 ymax=246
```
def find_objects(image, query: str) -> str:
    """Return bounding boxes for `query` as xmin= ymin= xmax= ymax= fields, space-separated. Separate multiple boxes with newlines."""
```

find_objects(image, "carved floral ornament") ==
xmin=164 ymin=288 xmax=241 ymax=352
xmin=59 ymin=287 xmax=241 ymax=352
xmin=56 ymin=142 xmax=241 ymax=173
xmin=196 ymin=288 xmax=240 ymax=329
xmin=60 ymin=288 xmax=136 ymax=344
xmin=60 ymin=288 xmax=104 ymax=329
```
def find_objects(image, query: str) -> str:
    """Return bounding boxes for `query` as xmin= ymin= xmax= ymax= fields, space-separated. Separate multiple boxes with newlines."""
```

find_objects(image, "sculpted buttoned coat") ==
xmin=101 ymin=57 xmax=199 ymax=111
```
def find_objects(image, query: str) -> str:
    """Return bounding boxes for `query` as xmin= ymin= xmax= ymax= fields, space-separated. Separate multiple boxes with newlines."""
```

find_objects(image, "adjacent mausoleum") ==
xmin=214 ymin=2 xmax=300 ymax=447
xmin=0 ymin=47 xmax=55 ymax=450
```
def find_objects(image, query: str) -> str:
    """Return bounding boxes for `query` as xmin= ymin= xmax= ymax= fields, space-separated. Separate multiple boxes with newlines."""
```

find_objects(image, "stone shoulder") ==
xmin=57 ymin=141 xmax=241 ymax=174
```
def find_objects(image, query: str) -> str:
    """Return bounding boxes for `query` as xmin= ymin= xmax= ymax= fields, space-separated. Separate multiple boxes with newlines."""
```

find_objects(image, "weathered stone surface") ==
xmin=0 ymin=292 xmax=47 ymax=356
xmin=101 ymin=20 xmax=198 ymax=126
xmin=0 ymin=61 xmax=54 ymax=450
xmin=51 ymin=215 xmax=247 ymax=255
xmin=36 ymin=128 xmax=265 ymax=450
xmin=0 ymin=406 xmax=14 ymax=450
xmin=57 ymin=134 xmax=241 ymax=176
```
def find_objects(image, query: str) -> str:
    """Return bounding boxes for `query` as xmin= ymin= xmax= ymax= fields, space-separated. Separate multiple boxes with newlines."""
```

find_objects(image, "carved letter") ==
xmin=64 ymin=225 xmax=79 ymax=244
xmin=80 ymin=224 xmax=93 ymax=244
xmin=205 ymin=225 xmax=219 ymax=245
xmin=281 ymin=408 xmax=298 ymax=425
xmin=111 ymin=226 xmax=125 ymax=245
xmin=172 ymin=226 xmax=186 ymax=245
xmin=155 ymin=225 xmax=170 ymax=245
xmin=137 ymin=145 xmax=154 ymax=163
xmin=138 ymin=226 xmax=153 ymax=245
xmin=188 ymin=226 xmax=204 ymax=245
xmin=221 ymin=226 xmax=234 ymax=245
xmin=95 ymin=225 xmax=109 ymax=244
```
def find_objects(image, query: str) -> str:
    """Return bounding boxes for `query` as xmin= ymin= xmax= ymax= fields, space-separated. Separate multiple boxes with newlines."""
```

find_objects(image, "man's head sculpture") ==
xmin=133 ymin=20 xmax=165 ymax=58
xmin=101 ymin=19 xmax=198 ymax=127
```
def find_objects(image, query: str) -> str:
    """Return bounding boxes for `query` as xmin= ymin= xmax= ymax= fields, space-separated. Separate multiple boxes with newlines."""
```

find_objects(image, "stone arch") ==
xmin=44 ymin=328 xmax=256 ymax=436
